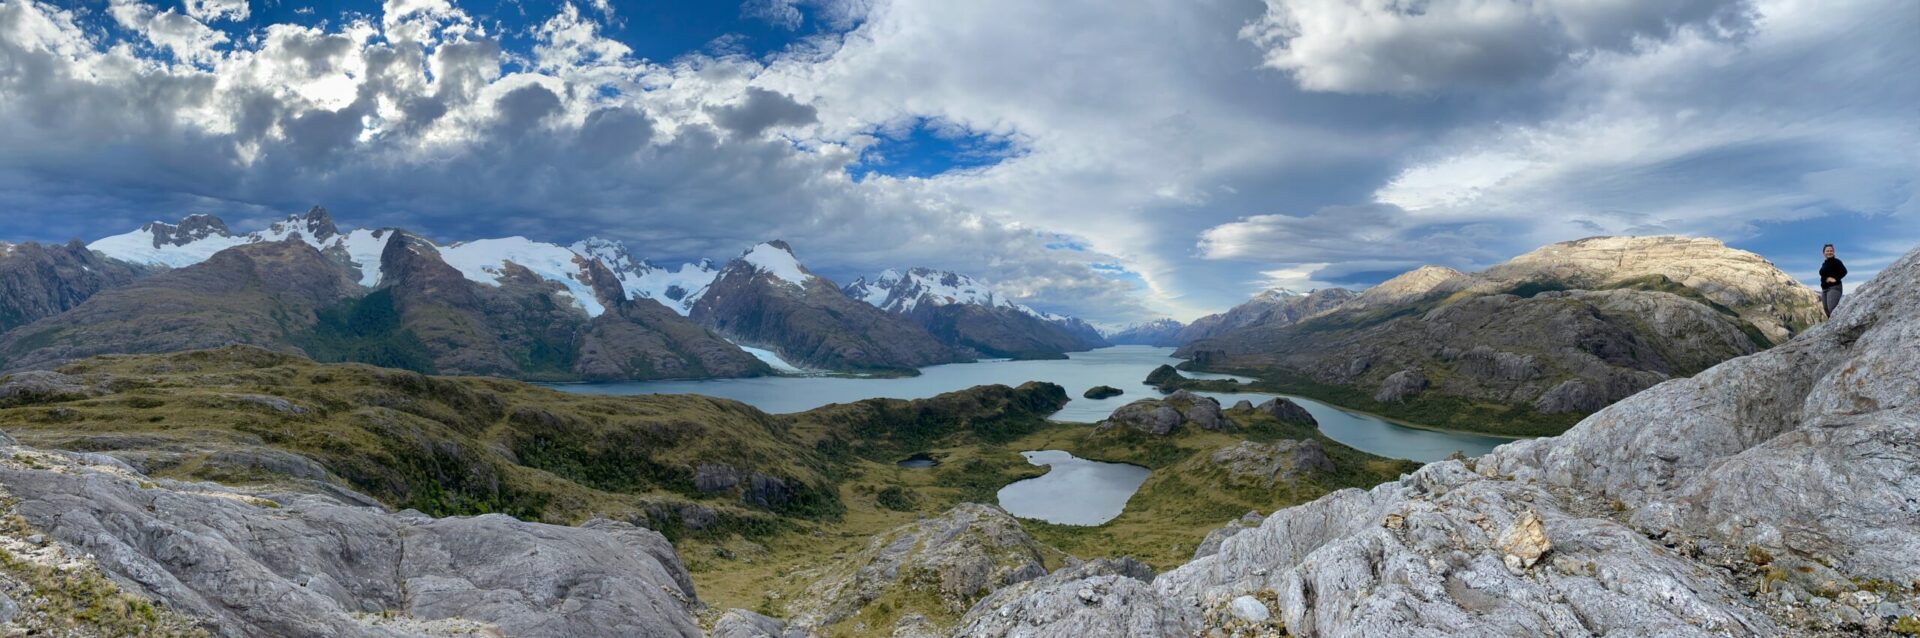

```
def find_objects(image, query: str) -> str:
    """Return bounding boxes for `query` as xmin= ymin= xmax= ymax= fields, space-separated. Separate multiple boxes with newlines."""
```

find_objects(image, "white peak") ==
xmin=440 ymin=237 xmax=606 ymax=317
xmin=738 ymin=241 xmax=813 ymax=288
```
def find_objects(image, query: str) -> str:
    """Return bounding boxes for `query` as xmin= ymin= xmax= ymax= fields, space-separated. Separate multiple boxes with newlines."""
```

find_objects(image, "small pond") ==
xmin=896 ymin=453 xmax=938 ymax=469
xmin=995 ymin=450 xmax=1151 ymax=526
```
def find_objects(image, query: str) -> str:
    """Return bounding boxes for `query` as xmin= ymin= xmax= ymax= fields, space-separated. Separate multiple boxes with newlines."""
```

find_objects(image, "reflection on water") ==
xmin=547 ymin=346 xmax=1513 ymax=462
xmin=996 ymin=450 xmax=1150 ymax=526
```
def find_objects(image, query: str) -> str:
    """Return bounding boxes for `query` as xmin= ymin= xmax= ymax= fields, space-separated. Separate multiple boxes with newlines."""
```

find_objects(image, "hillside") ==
xmin=1178 ymin=236 xmax=1823 ymax=434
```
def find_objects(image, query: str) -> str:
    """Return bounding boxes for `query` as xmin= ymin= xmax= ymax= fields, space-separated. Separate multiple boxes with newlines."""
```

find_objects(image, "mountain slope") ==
xmin=961 ymin=240 xmax=1920 ymax=637
xmin=375 ymin=233 xmax=767 ymax=380
xmin=690 ymin=242 xmax=971 ymax=372
xmin=0 ymin=240 xmax=360 ymax=372
xmin=1179 ymin=236 xmax=1819 ymax=428
xmin=1176 ymin=288 xmax=1356 ymax=344
xmin=843 ymin=267 xmax=1108 ymax=359
xmin=0 ymin=240 xmax=142 ymax=335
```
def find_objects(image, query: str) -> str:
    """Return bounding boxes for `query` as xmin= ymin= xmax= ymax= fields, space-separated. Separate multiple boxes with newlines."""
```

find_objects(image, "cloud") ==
xmin=184 ymin=0 xmax=248 ymax=22
xmin=1197 ymin=204 xmax=1508 ymax=272
xmin=706 ymin=87 xmax=819 ymax=137
xmin=0 ymin=0 xmax=1911 ymax=325
xmin=1241 ymin=0 xmax=1756 ymax=93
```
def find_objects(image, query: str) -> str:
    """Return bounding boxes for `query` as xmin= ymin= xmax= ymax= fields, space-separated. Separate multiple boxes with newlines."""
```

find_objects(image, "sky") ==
xmin=0 ymin=0 xmax=1914 ymax=323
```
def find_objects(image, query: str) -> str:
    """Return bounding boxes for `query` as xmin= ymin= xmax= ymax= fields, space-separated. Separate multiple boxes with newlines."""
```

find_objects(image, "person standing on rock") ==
xmin=1819 ymin=243 xmax=1847 ymax=317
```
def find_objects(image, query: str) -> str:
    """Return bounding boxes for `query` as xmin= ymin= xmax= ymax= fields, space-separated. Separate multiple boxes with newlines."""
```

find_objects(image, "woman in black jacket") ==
xmin=1820 ymin=243 xmax=1847 ymax=316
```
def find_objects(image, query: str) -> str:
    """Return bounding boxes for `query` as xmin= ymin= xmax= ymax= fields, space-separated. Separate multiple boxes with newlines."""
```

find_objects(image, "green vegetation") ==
xmin=0 ymin=347 xmax=1427 ymax=632
xmin=291 ymin=289 xmax=438 ymax=373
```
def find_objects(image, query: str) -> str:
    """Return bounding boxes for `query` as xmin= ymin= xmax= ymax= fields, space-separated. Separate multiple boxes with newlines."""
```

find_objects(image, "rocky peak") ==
xmin=1346 ymin=264 xmax=1470 ymax=311
xmin=141 ymin=214 xmax=233 ymax=247
xmin=729 ymin=241 xmax=814 ymax=289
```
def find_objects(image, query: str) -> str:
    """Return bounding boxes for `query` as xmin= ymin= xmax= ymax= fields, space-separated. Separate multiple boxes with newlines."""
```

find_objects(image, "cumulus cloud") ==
xmin=0 ymin=0 xmax=1910 ymax=323
xmin=1241 ymin=0 xmax=1757 ymax=93
xmin=183 ymin=0 xmax=248 ymax=22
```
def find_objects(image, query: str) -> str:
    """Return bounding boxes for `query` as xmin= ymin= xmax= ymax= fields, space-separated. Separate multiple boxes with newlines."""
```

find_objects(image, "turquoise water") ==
xmin=547 ymin=346 xmax=1513 ymax=462
xmin=996 ymin=450 xmax=1150 ymax=525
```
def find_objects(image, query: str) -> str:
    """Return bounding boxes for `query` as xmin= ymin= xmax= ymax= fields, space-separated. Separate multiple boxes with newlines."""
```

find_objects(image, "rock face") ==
xmin=0 ymin=240 xmax=140 ymax=335
xmin=1179 ymin=236 xmax=1822 ymax=420
xmin=0 ymin=440 xmax=701 ymax=638
xmin=1177 ymin=288 xmax=1357 ymax=344
xmin=690 ymin=242 xmax=971 ymax=372
xmin=0 ymin=240 xmax=360 ymax=372
xmin=843 ymin=267 xmax=1107 ymax=359
xmin=957 ymin=241 xmax=1920 ymax=637
xmin=784 ymin=504 xmax=1049 ymax=635
xmin=1099 ymin=391 xmax=1225 ymax=435
xmin=1208 ymin=440 xmax=1334 ymax=487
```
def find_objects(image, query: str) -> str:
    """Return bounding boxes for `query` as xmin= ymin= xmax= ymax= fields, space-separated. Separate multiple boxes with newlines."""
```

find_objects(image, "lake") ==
xmin=995 ymin=450 xmax=1150 ymax=525
xmin=547 ymin=346 xmax=1514 ymax=462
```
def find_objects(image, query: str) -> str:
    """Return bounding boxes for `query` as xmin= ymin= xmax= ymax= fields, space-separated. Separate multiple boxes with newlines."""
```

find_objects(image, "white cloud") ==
xmin=184 ymin=0 xmax=248 ymax=22
xmin=1241 ymin=0 xmax=1756 ymax=93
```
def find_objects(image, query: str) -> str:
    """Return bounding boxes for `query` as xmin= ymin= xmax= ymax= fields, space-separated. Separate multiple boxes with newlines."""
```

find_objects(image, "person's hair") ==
xmin=1823 ymin=244 xmax=1835 ymax=250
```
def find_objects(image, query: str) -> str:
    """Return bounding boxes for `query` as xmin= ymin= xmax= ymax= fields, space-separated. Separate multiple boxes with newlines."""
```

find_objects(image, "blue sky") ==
xmin=0 ymin=0 xmax=1914 ymax=323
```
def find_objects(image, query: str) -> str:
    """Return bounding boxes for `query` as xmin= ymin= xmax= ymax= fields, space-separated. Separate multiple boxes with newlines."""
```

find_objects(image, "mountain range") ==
xmin=1173 ymin=235 xmax=1825 ymax=432
xmin=0 ymin=208 xmax=1107 ymax=379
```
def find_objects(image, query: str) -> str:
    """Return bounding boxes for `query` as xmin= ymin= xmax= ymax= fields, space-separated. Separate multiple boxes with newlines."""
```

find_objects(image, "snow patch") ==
xmin=740 ymin=242 xmax=812 ymax=288
xmin=440 ymin=237 xmax=606 ymax=317
xmin=88 ymin=224 xmax=248 ymax=268
xmin=732 ymin=342 xmax=805 ymax=374
xmin=336 ymin=229 xmax=393 ymax=287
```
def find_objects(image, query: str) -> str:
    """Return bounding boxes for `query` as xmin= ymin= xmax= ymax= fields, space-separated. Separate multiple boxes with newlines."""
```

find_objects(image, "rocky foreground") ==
xmin=956 ymin=243 xmax=1920 ymax=635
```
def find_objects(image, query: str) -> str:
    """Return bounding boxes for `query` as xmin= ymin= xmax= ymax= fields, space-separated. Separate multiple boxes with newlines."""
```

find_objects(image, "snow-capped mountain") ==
xmin=842 ymin=268 xmax=1018 ymax=313
xmin=1175 ymin=287 xmax=1357 ymax=343
xmin=689 ymin=241 xmax=971 ymax=371
xmin=88 ymin=209 xmax=733 ymax=319
xmin=841 ymin=267 xmax=1109 ymax=358
xmin=1102 ymin=318 xmax=1186 ymax=346
xmin=570 ymin=237 xmax=719 ymax=315
xmin=91 ymin=208 xmax=398 ymax=288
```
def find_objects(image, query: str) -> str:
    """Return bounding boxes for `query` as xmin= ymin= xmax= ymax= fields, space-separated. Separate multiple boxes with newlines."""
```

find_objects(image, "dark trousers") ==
xmin=1823 ymin=285 xmax=1843 ymax=316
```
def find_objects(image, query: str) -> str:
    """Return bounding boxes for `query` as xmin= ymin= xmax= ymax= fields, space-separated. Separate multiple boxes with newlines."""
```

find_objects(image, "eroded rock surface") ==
xmin=0 ymin=440 xmax=701 ymax=638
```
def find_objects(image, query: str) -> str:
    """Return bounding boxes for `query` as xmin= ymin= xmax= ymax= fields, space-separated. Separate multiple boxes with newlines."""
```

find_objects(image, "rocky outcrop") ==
xmin=1208 ymin=440 xmax=1334 ymax=487
xmin=690 ymin=242 xmax=970 ymax=372
xmin=0 ymin=439 xmax=701 ymax=638
xmin=0 ymin=240 xmax=140 ymax=336
xmin=1083 ymin=385 xmax=1124 ymax=399
xmin=784 ymin=504 xmax=1049 ymax=635
xmin=1178 ymin=236 xmax=1819 ymax=422
xmin=1099 ymin=391 xmax=1225 ymax=435
xmin=1252 ymin=397 xmax=1315 ymax=425
xmin=1143 ymin=364 xmax=1184 ymax=390
xmin=1192 ymin=511 xmax=1265 ymax=560
xmin=955 ymin=241 xmax=1920 ymax=636
xmin=1372 ymin=368 xmax=1428 ymax=403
